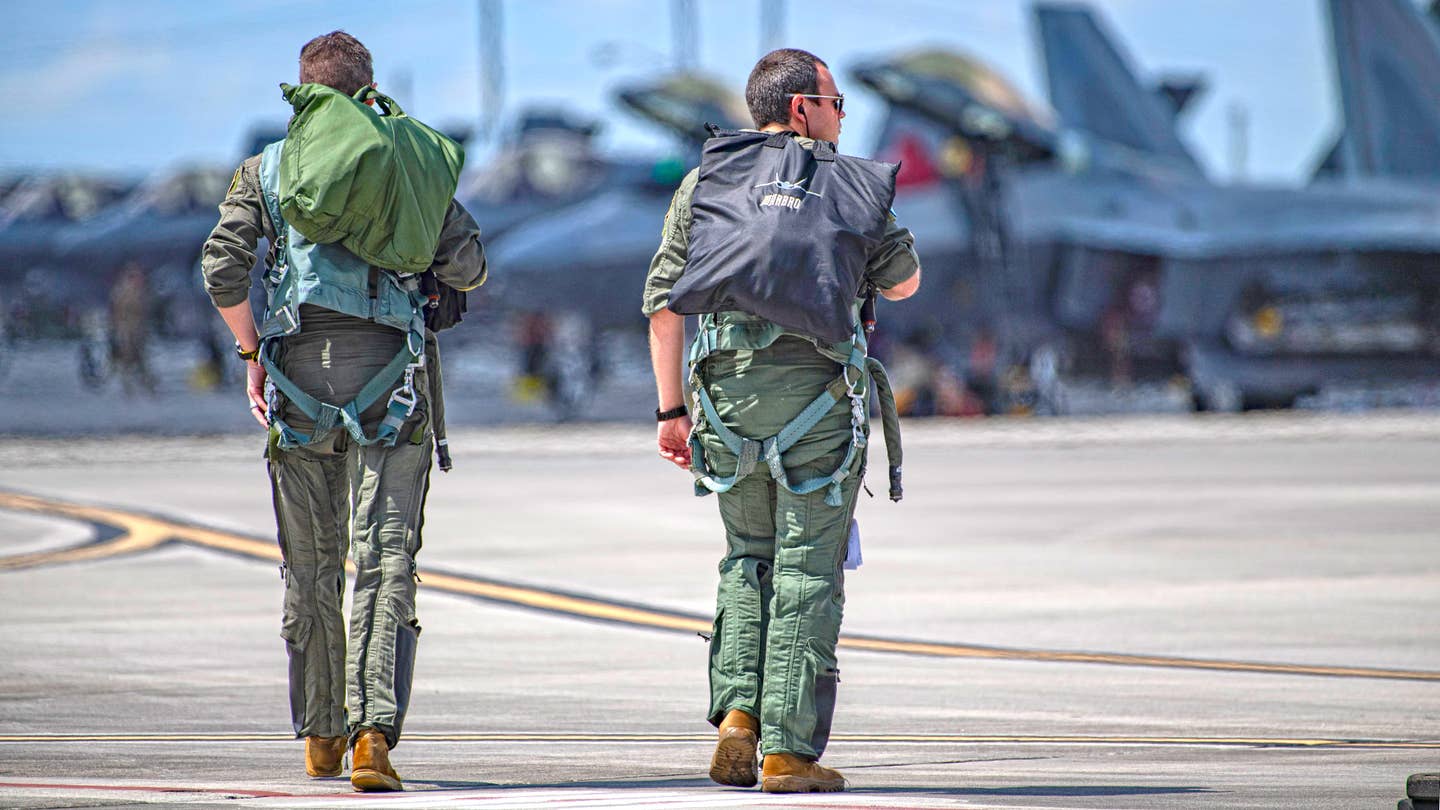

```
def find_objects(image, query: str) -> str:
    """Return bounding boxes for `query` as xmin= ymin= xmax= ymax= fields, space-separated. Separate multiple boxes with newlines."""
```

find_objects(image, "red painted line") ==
xmin=0 ymin=780 xmax=313 ymax=799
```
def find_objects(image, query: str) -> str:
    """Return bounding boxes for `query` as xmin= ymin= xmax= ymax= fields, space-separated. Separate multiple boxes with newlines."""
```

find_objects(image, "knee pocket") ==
xmin=279 ymin=615 xmax=313 ymax=736
xmin=389 ymin=598 xmax=421 ymax=735
xmin=802 ymin=644 xmax=840 ymax=756
xmin=280 ymin=612 xmax=313 ymax=652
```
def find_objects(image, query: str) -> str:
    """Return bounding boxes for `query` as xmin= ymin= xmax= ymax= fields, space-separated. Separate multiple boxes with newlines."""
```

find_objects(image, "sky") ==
xmin=2 ymin=0 xmax=1338 ymax=185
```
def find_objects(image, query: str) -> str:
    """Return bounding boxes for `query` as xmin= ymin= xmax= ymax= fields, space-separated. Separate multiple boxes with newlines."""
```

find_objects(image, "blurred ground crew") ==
xmin=109 ymin=261 xmax=157 ymax=396
xmin=200 ymin=31 xmax=484 ymax=792
xmin=645 ymin=48 xmax=922 ymax=793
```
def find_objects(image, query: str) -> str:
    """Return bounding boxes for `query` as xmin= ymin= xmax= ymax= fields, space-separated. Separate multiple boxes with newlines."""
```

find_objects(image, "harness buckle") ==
xmin=388 ymin=386 xmax=418 ymax=416
xmin=387 ymin=359 xmax=425 ymax=417
xmin=276 ymin=305 xmax=299 ymax=336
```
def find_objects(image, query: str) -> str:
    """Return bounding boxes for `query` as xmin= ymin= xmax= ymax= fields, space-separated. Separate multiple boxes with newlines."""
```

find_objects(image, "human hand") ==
xmin=657 ymin=414 xmax=693 ymax=470
xmin=245 ymin=360 xmax=269 ymax=428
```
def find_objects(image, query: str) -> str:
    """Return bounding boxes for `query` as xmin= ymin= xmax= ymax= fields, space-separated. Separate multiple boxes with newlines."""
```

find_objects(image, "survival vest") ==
xmin=278 ymin=83 xmax=463 ymax=274
xmin=257 ymin=140 xmax=429 ymax=451
xmin=668 ymin=128 xmax=898 ymax=344
xmin=671 ymin=129 xmax=905 ymax=506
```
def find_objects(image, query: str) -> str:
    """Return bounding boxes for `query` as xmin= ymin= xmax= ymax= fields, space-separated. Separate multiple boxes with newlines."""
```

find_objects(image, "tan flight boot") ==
xmin=761 ymin=752 xmax=846 ymax=793
xmin=350 ymin=729 xmax=403 ymax=792
xmin=708 ymin=709 xmax=759 ymax=787
xmin=304 ymin=736 xmax=347 ymax=777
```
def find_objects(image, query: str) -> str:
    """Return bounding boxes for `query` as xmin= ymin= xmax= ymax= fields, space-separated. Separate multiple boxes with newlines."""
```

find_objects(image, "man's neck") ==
xmin=761 ymin=123 xmax=804 ymax=138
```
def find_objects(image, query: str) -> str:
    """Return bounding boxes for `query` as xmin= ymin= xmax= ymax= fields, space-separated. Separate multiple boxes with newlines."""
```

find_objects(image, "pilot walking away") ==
xmin=645 ymin=48 xmax=921 ymax=794
xmin=200 ymin=31 xmax=484 ymax=792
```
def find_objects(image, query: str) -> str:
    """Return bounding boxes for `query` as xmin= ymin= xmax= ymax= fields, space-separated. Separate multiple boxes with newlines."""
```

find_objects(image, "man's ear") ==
xmin=789 ymin=95 xmax=809 ymax=137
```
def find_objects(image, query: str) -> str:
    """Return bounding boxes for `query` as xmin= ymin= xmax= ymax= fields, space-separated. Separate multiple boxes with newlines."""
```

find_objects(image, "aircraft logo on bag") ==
xmin=755 ymin=176 xmax=822 ymax=210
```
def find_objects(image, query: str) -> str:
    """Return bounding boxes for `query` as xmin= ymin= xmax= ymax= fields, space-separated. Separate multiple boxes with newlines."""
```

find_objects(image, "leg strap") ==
xmin=689 ymin=362 xmax=865 ymax=508
xmin=263 ymin=326 xmax=425 ymax=451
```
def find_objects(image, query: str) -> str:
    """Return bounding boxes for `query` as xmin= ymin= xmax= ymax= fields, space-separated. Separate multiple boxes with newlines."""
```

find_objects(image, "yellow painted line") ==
xmin=418 ymin=569 xmax=709 ymax=634
xmin=1 ymin=732 xmax=1436 ymax=749
xmin=834 ymin=637 xmax=1440 ymax=681
xmin=0 ymin=493 xmax=171 ymax=571
xmin=4 ymin=491 xmax=1440 ymax=683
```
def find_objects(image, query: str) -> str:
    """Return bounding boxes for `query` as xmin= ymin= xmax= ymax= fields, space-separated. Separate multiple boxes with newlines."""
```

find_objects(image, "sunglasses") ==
xmin=793 ymin=93 xmax=844 ymax=114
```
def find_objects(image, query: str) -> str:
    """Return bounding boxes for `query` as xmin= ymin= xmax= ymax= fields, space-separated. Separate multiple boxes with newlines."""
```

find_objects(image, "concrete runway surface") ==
xmin=1 ymin=412 xmax=1438 ymax=809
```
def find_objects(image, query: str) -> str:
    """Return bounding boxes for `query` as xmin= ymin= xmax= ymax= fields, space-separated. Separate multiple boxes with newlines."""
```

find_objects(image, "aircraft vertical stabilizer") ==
xmin=1033 ymin=3 xmax=1199 ymax=171
xmin=1327 ymin=0 xmax=1440 ymax=180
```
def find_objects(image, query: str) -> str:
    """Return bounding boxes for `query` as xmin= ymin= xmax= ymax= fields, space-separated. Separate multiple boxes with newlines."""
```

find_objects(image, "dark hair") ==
xmin=745 ymin=48 xmax=827 ymax=128
xmin=299 ymin=30 xmax=373 ymax=96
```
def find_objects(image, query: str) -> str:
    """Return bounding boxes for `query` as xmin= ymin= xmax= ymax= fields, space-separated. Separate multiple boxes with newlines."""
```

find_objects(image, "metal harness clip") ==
xmin=388 ymin=362 xmax=423 ymax=417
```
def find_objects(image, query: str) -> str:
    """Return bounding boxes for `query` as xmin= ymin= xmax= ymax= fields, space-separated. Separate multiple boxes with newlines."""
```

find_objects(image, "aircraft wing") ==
xmin=1018 ymin=172 xmax=1440 ymax=258
xmin=480 ymin=185 xmax=671 ymax=327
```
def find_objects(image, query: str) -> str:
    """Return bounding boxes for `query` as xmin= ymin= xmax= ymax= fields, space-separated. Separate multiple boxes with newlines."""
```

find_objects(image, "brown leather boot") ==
xmin=304 ymin=736 xmax=347 ymax=777
xmin=761 ymin=752 xmax=846 ymax=793
xmin=708 ymin=709 xmax=759 ymax=787
xmin=350 ymin=729 xmax=403 ymax=792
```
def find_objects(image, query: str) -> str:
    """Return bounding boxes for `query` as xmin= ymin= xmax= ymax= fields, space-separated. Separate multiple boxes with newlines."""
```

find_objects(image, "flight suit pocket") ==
xmin=386 ymin=597 xmax=421 ymax=738
xmin=810 ymin=665 xmax=840 ymax=755
xmin=706 ymin=607 xmax=726 ymax=681
xmin=279 ymin=615 xmax=313 ymax=736
xmin=802 ymin=641 xmax=840 ymax=757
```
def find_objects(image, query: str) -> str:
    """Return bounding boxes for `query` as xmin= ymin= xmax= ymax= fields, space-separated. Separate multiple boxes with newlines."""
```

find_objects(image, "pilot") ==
xmin=644 ymin=48 xmax=921 ymax=793
xmin=199 ymin=31 xmax=484 ymax=791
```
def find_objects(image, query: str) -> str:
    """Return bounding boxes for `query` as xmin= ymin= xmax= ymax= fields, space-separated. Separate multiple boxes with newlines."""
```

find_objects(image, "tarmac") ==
xmin=1 ymin=412 xmax=1438 ymax=808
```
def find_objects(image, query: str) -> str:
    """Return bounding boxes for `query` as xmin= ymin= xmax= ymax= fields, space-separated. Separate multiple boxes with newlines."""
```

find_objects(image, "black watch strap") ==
xmin=655 ymin=405 xmax=688 ymax=422
xmin=235 ymin=343 xmax=260 ymax=362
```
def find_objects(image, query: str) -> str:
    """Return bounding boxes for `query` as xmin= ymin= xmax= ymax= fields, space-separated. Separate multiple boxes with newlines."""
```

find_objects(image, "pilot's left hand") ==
xmin=246 ymin=360 xmax=269 ymax=428
xmin=657 ymin=414 xmax=693 ymax=470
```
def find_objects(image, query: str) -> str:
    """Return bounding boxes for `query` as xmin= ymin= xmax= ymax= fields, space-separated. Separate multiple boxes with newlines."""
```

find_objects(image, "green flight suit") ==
xmin=644 ymin=146 xmax=919 ymax=759
xmin=201 ymin=155 xmax=485 ymax=748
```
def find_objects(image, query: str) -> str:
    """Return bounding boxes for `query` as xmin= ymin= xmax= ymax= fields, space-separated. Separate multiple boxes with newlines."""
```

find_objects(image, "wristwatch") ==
xmin=235 ymin=342 xmax=260 ymax=363
xmin=655 ymin=405 xmax=688 ymax=422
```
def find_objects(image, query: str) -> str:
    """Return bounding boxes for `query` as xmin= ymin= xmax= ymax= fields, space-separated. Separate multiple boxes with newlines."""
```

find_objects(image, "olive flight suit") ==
xmin=201 ymin=155 xmax=485 ymax=747
xmin=644 ymin=141 xmax=919 ymax=759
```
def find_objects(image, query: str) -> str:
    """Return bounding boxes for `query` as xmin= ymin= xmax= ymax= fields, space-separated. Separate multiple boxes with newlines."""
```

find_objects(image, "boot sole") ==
xmin=761 ymin=775 xmax=846 ymax=793
xmin=351 ymin=769 xmax=403 ymax=792
xmin=708 ymin=728 xmax=758 ymax=787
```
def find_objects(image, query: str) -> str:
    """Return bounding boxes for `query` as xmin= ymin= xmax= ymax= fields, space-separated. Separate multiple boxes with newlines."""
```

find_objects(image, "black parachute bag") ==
xmin=668 ymin=128 xmax=898 ymax=344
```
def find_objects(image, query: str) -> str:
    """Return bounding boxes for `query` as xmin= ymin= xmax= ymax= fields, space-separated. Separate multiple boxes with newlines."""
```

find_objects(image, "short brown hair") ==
xmin=299 ymin=31 xmax=373 ymax=96
xmin=745 ymin=48 xmax=826 ymax=128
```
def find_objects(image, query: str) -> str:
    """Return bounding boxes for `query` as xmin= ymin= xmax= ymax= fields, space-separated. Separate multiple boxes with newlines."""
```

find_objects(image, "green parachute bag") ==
xmin=277 ymin=82 xmax=464 ymax=274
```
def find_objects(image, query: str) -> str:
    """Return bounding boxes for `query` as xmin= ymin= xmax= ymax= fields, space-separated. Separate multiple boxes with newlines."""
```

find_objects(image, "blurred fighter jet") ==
xmin=468 ymin=72 xmax=748 ymax=415
xmin=458 ymin=109 xmax=616 ymax=242
xmin=52 ymin=166 xmax=232 ymax=281
xmin=480 ymin=72 xmax=748 ymax=328
xmin=851 ymin=2 xmax=1440 ymax=412
xmin=0 ymin=176 xmax=133 ymax=326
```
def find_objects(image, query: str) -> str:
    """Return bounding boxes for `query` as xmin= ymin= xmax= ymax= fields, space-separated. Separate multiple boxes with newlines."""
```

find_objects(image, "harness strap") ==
xmin=262 ymin=328 xmax=423 ymax=450
xmin=865 ymin=356 xmax=903 ymax=501
xmin=687 ymin=319 xmax=882 ymax=508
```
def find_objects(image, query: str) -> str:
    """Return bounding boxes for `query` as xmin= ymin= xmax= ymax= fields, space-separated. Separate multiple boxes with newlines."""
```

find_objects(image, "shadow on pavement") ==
xmin=850 ymin=785 xmax=1213 ymax=797
xmin=405 ymin=778 xmax=1212 ymax=798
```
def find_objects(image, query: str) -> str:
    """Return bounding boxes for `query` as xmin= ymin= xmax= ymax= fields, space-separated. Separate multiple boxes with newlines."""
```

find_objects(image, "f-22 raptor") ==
xmin=853 ymin=2 xmax=1440 ymax=412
